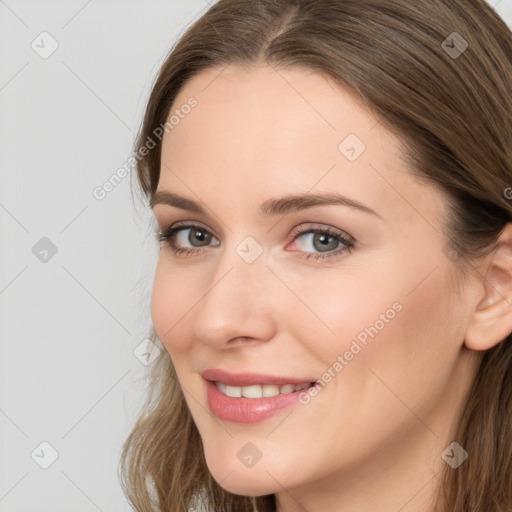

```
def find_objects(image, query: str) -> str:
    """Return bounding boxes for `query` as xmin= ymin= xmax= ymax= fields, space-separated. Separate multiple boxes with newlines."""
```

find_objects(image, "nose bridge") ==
xmin=212 ymin=231 xmax=272 ymax=301
xmin=192 ymin=238 xmax=277 ymax=345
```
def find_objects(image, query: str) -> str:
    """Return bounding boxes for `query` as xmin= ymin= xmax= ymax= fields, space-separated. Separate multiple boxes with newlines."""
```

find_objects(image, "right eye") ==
xmin=157 ymin=224 xmax=220 ymax=256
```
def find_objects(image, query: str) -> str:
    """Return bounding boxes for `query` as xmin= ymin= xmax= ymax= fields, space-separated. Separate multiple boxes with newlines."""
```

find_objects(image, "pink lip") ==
xmin=201 ymin=368 xmax=314 ymax=387
xmin=202 ymin=369 xmax=316 ymax=424
xmin=205 ymin=380 xmax=308 ymax=423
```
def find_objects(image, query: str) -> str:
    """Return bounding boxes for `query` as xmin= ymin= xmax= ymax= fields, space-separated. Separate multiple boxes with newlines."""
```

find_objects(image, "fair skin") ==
xmin=150 ymin=62 xmax=512 ymax=512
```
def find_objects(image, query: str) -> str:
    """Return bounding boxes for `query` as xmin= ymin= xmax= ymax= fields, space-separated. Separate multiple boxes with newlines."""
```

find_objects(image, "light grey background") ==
xmin=1 ymin=1 xmax=511 ymax=511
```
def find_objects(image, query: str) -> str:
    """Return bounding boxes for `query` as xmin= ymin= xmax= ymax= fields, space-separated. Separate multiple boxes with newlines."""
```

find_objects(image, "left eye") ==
xmin=293 ymin=230 xmax=348 ymax=253
xmin=287 ymin=226 xmax=354 ymax=261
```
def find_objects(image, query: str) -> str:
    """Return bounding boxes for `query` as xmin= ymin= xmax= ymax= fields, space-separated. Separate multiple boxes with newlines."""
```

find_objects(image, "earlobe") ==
xmin=464 ymin=223 xmax=512 ymax=352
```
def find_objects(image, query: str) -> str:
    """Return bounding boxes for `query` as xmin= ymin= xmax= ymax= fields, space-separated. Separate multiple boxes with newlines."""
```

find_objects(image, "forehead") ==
xmin=158 ymin=63 xmax=446 ymax=228
xmin=167 ymin=62 xmax=384 ymax=155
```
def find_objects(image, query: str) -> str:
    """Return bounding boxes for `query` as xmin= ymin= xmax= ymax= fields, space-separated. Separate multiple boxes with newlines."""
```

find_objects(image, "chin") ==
xmin=204 ymin=454 xmax=285 ymax=496
xmin=212 ymin=471 xmax=280 ymax=497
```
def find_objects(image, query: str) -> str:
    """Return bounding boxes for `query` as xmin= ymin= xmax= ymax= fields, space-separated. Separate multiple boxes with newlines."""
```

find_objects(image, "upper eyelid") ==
xmin=158 ymin=222 xmax=221 ymax=246
xmin=157 ymin=219 xmax=214 ymax=235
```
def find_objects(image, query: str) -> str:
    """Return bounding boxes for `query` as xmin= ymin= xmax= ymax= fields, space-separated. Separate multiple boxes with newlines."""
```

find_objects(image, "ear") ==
xmin=465 ymin=223 xmax=512 ymax=351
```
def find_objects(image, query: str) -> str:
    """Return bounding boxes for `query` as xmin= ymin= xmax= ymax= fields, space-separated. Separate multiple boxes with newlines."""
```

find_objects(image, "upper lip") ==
xmin=202 ymin=368 xmax=315 ymax=387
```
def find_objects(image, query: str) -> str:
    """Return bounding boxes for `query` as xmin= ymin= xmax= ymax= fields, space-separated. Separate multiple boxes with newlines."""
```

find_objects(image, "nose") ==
xmin=192 ymin=248 xmax=278 ymax=349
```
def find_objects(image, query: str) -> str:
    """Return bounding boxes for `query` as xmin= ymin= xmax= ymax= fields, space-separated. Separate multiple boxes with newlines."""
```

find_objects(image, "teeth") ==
xmin=215 ymin=382 xmax=312 ymax=398
xmin=262 ymin=384 xmax=280 ymax=397
xmin=242 ymin=385 xmax=266 ymax=398
xmin=225 ymin=385 xmax=242 ymax=398
xmin=280 ymin=384 xmax=295 ymax=394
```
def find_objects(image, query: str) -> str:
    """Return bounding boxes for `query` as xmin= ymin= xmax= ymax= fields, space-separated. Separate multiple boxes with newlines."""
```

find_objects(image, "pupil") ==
xmin=191 ymin=229 xmax=209 ymax=247
xmin=314 ymin=233 xmax=337 ymax=252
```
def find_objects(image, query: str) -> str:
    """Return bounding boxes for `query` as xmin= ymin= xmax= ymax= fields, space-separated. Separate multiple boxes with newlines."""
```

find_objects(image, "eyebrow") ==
xmin=150 ymin=191 xmax=381 ymax=218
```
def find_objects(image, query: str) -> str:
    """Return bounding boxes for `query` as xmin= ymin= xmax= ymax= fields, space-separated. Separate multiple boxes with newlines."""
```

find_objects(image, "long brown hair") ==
xmin=119 ymin=1 xmax=512 ymax=510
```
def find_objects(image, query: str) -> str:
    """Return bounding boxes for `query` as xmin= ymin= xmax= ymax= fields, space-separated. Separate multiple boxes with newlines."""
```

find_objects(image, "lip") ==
xmin=205 ymin=380 xmax=310 ymax=423
xmin=201 ymin=368 xmax=315 ymax=387
xmin=202 ymin=369 xmax=317 ymax=424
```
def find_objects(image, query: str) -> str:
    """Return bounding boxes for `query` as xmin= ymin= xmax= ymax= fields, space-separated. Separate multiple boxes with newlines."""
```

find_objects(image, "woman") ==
xmin=119 ymin=1 xmax=512 ymax=510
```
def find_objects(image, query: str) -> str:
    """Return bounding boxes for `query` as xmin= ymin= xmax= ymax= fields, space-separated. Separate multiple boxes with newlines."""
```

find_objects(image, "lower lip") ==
xmin=205 ymin=379 xmax=305 ymax=424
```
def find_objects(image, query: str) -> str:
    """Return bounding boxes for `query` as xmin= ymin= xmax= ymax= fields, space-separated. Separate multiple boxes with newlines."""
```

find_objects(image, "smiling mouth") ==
xmin=213 ymin=381 xmax=315 ymax=399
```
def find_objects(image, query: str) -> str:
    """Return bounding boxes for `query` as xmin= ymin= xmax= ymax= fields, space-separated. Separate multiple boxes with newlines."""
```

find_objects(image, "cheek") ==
xmin=291 ymin=257 xmax=460 ymax=400
xmin=283 ymin=266 xmax=404 ymax=365
xmin=388 ymin=273 xmax=462 ymax=376
xmin=150 ymin=259 xmax=196 ymax=354
xmin=342 ymin=262 xmax=463 ymax=427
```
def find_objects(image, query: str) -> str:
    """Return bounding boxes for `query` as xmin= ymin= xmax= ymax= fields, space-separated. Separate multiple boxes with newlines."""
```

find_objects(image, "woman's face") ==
xmin=150 ymin=63 xmax=481 ymax=505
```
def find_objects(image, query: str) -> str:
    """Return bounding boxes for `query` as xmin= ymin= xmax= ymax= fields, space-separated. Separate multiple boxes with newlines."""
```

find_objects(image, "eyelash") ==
xmin=156 ymin=222 xmax=354 ymax=262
